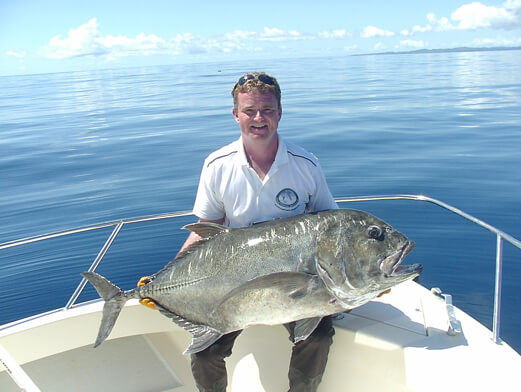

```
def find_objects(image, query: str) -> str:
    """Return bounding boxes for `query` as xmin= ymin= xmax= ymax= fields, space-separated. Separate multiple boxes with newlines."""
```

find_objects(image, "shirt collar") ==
xmin=235 ymin=136 xmax=288 ymax=168
xmin=272 ymin=137 xmax=288 ymax=170
xmin=235 ymin=137 xmax=249 ymax=166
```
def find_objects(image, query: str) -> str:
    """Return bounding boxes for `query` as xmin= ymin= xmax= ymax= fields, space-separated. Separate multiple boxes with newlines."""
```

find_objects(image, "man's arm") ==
xmin=178 ymin=217 xmax=225 ymax=254
xmin=137 ymin=216 xmax=226 ymax=308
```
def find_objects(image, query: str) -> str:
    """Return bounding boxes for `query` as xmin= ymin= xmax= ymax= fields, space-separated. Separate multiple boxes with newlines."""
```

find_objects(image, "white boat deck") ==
xmin=1 ymin=280 xmax=520 ymax=391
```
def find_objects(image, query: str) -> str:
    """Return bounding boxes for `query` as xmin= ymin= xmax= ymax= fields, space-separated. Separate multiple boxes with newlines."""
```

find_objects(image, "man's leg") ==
xmin=190 ymin=330 xmax=242 ymax=392
xmin=285 ymin=317 xmax=335 ymax=392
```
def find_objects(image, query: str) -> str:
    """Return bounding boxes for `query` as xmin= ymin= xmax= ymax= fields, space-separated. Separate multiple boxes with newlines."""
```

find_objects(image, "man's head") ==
xmin=232 ymin=73 xmax=282 ymax=146
xmin=232 ymin=72 xmax=281 ymax=110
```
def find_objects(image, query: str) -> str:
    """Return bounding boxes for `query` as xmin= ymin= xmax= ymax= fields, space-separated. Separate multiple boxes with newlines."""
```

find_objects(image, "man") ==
xmin=183 ymin=72 xmax=338 ymax=392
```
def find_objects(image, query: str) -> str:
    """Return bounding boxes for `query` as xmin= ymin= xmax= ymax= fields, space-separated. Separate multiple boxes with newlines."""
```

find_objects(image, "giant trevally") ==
xmin=82 ymin=209 xmax=421 ymax=354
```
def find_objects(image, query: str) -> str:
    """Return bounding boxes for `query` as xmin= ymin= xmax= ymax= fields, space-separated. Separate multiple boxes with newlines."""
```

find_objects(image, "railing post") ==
xmin=64 ymin=221 xmax=124 ymax=309
xmin=492 ymin=234 xmax=503 ymax=344
xmin=0 ymin=343 xmax=41 ymax=392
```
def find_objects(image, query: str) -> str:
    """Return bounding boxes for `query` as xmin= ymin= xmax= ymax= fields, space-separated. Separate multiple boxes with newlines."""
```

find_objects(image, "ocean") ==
xmin=1 ymin=51 xmax=520 ymax=354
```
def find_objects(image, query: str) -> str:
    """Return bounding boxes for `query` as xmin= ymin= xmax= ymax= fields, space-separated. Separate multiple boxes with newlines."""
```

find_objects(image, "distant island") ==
xmin=357 ymin=46 xmax=521 ymax=56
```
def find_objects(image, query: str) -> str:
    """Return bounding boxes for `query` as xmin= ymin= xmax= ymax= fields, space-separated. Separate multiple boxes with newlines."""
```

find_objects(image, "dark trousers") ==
xmin=191 ymin=317 xmax=335 ymax=392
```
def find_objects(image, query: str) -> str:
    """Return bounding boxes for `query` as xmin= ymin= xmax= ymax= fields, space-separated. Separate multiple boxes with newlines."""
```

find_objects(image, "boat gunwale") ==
xmin=1 ymin=194 xmax=519 ymax=345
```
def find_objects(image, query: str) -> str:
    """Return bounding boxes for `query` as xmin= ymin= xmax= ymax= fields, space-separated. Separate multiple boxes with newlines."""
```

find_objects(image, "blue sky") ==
xmin=2 ymin=0 xmax=521 ymax=75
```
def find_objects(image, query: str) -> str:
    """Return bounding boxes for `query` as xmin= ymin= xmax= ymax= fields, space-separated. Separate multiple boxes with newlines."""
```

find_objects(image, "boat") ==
xmin=1 ymin=195 xmax=520 ymax=392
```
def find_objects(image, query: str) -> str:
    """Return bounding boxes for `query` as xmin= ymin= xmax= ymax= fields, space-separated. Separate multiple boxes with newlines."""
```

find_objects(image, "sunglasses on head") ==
xmin=238 ymin=73 xmax=276 ymax=86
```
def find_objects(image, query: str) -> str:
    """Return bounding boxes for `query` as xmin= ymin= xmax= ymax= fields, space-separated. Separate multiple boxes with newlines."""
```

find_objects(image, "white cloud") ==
xmin=225 ymin=27 xmax=310 ymax=42
xmin=413 ymin=24 xmax=432 ymax=33
xmin=40 ymin=18 xmax=107 ymax=59
xmin=451 ymin=1 xmax=521 ymax=30
xmin=261 ymin=27 xmax=287 ymax=40
xmin=6 ymin=50 xmax=26 ymax=58
xmin=253 ymin=27 xmax=310 ymax=41
xmin=225 ymin=30 xmax=257 ymax=40
xmin=39 ymin=20 xmax=326 ymax=61
xmin=406 ymin=13 xmax=453 ymax=35
xmin=98 ymin=32 xmax=164 ymax=50
xmin=40 ymin=18 xmax=170 ymax=59
xmin=404 ymin=1 xmax=521 ymax=37
xmin=399 ymin=39 xmax=426 ymax=49
xmin=318 ymin=29 xmax=351 ymax=39
xmin=361 ymin=26 xmax=395 ymax=38
xmin=434 ymin=16 xmax=453 ymax=31
xmin=40 ymin=9 xmax=521 ymax=63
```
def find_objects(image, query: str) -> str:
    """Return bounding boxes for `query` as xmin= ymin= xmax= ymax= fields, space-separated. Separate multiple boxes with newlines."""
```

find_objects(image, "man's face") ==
xmin=233 ymin=91 xmax=282 ymax=145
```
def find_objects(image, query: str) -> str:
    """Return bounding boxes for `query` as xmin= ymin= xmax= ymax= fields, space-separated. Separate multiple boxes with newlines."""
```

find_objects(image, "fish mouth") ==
xmin=380 ymin=241 xmax=422 ymax=277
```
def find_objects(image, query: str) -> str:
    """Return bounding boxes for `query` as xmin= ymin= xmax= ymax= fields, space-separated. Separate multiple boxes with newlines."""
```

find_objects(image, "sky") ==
xmin=1 ymin=0 xmax=521 ymax=75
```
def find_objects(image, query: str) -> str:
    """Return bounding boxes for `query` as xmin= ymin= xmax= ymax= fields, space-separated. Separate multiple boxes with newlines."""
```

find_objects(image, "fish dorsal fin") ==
xmin=150 ymin=236 xmax=212 ymax=275
xmin=293 ymin=317 xmax=323 ymax=343
xmin=182 ymin=222 xmax=229 ymax=239
xmin=155 ymin=303 xmax=223 ymax=354
xmin=172 ymin=222 xmax=228 ymax=262
xmin=171 ymin=237 xmax=209 ymax=262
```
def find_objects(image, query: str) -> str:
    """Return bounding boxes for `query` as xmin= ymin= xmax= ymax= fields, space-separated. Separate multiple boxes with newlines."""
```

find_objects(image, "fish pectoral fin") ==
xmin=316 ymin=262 xmax=337 ymax=295
xmin=217 ymin=272 xmax=319 ymax=309
xmin=154 ymin=303 xmax=223 ymax=355
xmin=182 ymin=222 xmax=229 ymax=239
xmin=293 ymin=317 xmax=323 ymax=343
xmin=316 ymin=235 xmax=353 ymax=302
xmin=316 ymin=237 xmax=346 ymax=285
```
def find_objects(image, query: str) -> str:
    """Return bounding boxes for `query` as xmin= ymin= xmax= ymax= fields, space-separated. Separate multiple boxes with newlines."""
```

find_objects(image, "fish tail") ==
xmin=81 ymin=271 xmax=128 ymax=347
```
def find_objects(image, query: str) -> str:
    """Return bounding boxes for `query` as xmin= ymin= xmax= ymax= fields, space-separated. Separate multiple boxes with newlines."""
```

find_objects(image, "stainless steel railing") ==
xmin=1 ymin=195 xmax=520 ymax=344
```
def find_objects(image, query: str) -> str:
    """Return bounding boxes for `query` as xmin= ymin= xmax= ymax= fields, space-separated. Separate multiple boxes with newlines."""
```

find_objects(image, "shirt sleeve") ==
xmin=192 ymin=161 xmax=226 ymax=220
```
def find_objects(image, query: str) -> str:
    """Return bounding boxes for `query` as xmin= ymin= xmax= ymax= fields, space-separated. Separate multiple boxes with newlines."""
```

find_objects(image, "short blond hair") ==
xmin=231 ymin=72 xmax=281 ymax=109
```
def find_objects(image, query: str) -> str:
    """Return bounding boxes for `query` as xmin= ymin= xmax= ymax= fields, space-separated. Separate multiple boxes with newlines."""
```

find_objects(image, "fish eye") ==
xmin=366 ymin=225 xmax=383 ymax=240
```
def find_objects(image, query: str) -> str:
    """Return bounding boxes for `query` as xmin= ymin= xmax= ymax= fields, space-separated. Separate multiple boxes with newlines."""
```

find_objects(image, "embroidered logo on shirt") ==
xmin=275 ymin=188 xmax=299 ymax=210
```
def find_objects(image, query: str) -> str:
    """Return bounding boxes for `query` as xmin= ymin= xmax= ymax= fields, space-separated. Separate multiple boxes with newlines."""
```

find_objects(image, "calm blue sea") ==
xmin=1 ymin=51 xmax=520 ymax=353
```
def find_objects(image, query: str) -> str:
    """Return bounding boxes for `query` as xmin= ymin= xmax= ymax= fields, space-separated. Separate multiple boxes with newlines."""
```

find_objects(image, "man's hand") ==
xmin=137 ymin=276 xmax=157 ymax=310
xmin=377 ymin=288 xmax=391 ymax=298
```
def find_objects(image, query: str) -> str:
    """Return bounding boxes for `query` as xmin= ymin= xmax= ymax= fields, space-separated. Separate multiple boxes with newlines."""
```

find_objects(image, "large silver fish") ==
xmin=82 ymin=209 xmax=421 ymax=354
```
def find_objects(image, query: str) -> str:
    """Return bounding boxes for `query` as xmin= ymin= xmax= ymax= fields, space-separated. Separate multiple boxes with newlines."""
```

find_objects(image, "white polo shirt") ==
xmin=193 ymin=137 xmax=337 ymax=228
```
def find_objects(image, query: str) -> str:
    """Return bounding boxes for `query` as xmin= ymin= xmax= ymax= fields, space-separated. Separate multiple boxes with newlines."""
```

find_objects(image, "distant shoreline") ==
xmin=355 ymin=46 xmax=521 ymax=56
